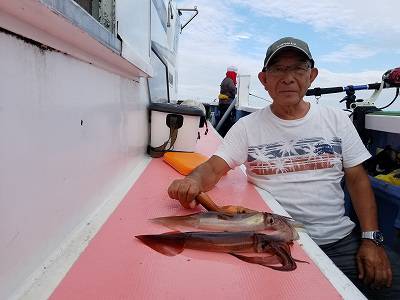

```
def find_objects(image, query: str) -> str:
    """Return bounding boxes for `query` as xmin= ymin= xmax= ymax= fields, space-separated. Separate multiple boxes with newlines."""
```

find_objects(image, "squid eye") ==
xmin=269 ymin=217 xmax=274 ymax=224
xmin=260 ymin=241 xmax=271 ymax=251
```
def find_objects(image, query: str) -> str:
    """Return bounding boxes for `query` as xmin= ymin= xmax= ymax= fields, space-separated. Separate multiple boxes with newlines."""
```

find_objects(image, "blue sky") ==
xmin=175 ymin=0 xmax=400 ymax=110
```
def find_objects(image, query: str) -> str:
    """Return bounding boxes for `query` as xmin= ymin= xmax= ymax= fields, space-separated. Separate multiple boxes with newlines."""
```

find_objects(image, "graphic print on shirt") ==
xmin=247 ymin=137 xmax=342 ymax=175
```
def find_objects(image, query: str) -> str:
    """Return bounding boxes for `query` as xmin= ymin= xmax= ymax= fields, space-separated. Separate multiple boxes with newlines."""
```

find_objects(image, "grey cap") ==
xmin=262 ymin=37 xmax=314 ymax=71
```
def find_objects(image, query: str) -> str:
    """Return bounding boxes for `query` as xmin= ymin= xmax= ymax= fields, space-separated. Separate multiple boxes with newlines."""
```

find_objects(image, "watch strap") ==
xmin=361 ymin=231 xmax=375 ymax=239
xmin=361 ymin=231 xmax=384 ymax=246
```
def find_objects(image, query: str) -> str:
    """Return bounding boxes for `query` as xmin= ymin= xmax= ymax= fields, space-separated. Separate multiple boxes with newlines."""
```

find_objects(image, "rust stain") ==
xmin=0 ymin=26 xmax=59 ymax=53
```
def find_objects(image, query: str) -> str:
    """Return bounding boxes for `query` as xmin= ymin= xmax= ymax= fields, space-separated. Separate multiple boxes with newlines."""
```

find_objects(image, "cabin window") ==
xmin=148 ymin=49 xmax=169 ymax=103
xmin=117 ymin=1 xmax=151 ymax=64
xmin=73 ymin=0 xmax=116 ymax=33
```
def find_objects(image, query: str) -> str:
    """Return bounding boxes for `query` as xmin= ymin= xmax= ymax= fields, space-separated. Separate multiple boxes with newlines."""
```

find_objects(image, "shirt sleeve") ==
xmin=214 ymin=119 xmax=249 ymax=169
xmin=340 ymin=112 xmax=372 ymax=168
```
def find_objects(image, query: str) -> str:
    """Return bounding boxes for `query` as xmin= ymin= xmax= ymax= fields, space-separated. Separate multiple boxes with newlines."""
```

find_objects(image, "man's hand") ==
xmin=168 ymin=177 xmax=201 ymax=209
xmin=357 ymin=240 xmax=392 ymax=289
xmin=167 ymin=156 xmax=231 ymax=209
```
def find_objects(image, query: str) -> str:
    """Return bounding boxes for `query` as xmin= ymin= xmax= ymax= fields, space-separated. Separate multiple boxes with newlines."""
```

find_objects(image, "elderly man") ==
xmin=168 ymin=37 xmax=399 ymax=299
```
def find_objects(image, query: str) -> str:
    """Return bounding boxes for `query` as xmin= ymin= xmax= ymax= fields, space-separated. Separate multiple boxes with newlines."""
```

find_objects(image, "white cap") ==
xmin=227 ymin=66 xmax=238 ymax=72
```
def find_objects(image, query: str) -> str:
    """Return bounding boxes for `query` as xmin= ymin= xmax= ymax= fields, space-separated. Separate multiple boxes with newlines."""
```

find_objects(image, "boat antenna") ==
xmin=178 ymin=6 xmax=199 ymax=32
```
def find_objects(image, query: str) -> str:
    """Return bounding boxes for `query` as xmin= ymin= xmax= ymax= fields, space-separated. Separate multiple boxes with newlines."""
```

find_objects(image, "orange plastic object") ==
xmin=163 ymin=151 xmax=209 ymax=175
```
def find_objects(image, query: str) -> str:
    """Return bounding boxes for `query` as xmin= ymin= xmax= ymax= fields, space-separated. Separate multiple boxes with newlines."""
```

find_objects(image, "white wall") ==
xmin=0 ymin=31 xmax=149 ymax=299
xmin=237 ymin=75 xmax=251 ymax=107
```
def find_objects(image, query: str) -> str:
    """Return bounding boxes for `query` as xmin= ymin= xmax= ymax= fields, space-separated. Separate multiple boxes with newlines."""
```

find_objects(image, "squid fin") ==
xmin=230 ymin=253 xmax=282 ymax=267
xmin=135 ymin=232 xmax=186 ymax=256
xmin=294 ymin=258 xmax=309 ymax=264
xmin=150 ymin=213 xmax=199 ymax=228
xmin=230 ymin=252 xmax=296 ymax=271
xmin=275 ymin=242 xmax=309 ymax=265
xmin=231 ymin=242 xmax=305 ymax=271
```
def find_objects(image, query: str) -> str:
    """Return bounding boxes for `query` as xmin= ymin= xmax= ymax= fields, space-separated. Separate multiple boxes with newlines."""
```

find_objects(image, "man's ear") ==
xmin=258 ymin=72 xmax=267 ymax=87
xmin=309 ymin=68 xmax=318 ymax=84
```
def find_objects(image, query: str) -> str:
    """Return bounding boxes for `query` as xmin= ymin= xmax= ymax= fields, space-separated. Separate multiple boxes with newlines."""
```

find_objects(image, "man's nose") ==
xmin=280 ymin=71 xmax=295 ymax=84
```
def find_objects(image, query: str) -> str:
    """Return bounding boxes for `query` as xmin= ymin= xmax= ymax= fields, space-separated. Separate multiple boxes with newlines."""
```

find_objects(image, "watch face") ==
xmin=373 ymin=232 xmax=384 ymax=243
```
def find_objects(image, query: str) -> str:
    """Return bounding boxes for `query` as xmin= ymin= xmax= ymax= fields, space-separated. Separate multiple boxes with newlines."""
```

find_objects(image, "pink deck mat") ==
xmin=50 ymin=128 xmax=342 ymax=300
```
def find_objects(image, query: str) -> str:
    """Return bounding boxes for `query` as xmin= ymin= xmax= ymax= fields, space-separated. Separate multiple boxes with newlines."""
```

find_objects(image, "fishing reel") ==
xmin=383 ymin=67 xmax=400 ymax=87
xmin=345 ymin=67 xmax=400 ymax=110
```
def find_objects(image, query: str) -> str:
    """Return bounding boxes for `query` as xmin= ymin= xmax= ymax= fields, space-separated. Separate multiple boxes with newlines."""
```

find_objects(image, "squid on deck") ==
xmin=151 ymin=211 xmax=302 ymax=241
xmin=135 ymin=231 xmax=308 ymax=271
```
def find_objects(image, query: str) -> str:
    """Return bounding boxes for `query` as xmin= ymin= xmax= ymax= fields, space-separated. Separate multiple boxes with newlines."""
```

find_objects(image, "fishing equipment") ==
xmin=306 ymin=67 xmax=400 ymax=109
xmin=306 ymin=67 xmax=400 ymax=144
xmin=383 ymin=67 xmax=400 ymax=87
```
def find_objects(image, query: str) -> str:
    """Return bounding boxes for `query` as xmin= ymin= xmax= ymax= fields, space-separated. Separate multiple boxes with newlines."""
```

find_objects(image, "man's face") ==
xmin=258 ymin=50 xmax=318 ymax=106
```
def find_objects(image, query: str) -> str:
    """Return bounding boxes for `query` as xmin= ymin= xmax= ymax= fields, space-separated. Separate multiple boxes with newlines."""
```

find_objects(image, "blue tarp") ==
xmin=344 ymin=176 xmax=400 ymax=252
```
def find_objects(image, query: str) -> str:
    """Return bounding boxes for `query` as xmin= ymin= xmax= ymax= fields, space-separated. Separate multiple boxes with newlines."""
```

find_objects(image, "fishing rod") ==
xmin=306 ymin=82 xmax=388 ymax=97
xmin=306 ymin=67 xmax=400 ymax=110
xmin=307 ymin=67 xmax=400 ymax=97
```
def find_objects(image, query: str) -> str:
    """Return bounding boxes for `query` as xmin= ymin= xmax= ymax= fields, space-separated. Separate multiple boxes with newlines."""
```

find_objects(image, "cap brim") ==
xmin=263 ymin=46 xmax=313 ymax=70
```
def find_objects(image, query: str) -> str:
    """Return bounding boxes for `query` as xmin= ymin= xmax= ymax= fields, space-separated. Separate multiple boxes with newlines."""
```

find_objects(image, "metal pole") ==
xmin=215 ymin=98 xmax=237 ymax=131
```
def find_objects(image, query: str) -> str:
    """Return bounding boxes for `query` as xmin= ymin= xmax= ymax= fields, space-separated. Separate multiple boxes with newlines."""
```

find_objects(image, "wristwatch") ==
xmin=361 ymin=231 xmax=384 ymax=246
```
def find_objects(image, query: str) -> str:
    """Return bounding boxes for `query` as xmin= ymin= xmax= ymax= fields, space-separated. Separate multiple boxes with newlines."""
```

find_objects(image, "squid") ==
xmin=135 ymin=231 xmax=308 ymax=271
xmin=151 ymin=211 xmax=302 ymax=241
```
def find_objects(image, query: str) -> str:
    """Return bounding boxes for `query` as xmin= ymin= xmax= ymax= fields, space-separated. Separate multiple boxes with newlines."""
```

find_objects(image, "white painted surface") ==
xmin=365 ymin=114 xmax=400 ymax=134
xmin=14 ymin=158 xmax=152 ymax=300
xmin=0 ymin=30 xmax=149 ymax=300
xmin=237 ymin=75 xmax=250 ymax=108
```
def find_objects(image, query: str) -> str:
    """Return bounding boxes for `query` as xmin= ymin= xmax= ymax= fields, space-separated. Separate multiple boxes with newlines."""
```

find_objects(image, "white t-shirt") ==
xmin=215 ymin=103 xmax=371 ymax=245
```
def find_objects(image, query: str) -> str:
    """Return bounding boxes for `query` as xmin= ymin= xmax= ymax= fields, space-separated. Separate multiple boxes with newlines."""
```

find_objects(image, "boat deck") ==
xmin=43 ymin=127 xmax=364 ymax=299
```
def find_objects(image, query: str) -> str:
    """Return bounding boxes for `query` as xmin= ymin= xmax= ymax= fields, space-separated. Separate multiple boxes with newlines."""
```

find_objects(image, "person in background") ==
xmin=168 ymin=37 xmax=400 ymax=299
xmin=217 ymin=66 xmax=238 ymax=137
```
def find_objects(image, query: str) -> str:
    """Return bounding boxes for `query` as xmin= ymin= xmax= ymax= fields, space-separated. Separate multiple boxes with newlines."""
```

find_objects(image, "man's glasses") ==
xmin=266 ymin=62 xmax=311 ymax=77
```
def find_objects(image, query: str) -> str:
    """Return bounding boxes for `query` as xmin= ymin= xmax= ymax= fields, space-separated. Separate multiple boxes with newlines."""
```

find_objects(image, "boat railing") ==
xmin=215 ymin=97 xmax=237 ymax=132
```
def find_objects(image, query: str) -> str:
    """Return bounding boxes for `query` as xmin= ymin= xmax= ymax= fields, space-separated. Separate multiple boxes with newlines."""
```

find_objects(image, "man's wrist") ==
xmin=361 ymin=231 xmax=384 ymax=246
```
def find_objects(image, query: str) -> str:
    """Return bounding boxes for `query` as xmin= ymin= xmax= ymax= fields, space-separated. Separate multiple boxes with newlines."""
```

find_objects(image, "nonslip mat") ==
xmin=50 ymin=128 xmax=342 ymax=300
